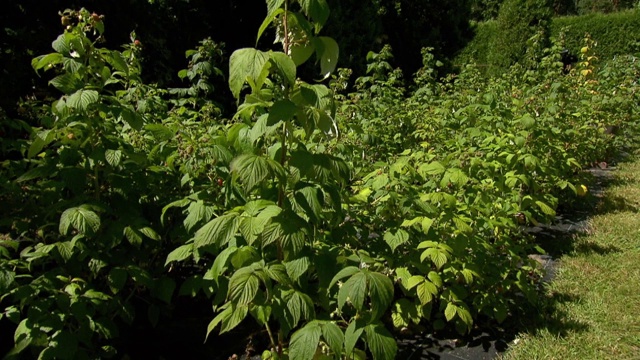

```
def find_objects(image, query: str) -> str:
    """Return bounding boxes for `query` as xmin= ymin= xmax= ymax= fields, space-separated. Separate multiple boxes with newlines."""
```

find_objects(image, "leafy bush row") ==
xmin=456 ymin=8 xmax=640 ymax=72
xmin=1 ymin=3 xmax=640 ymax=360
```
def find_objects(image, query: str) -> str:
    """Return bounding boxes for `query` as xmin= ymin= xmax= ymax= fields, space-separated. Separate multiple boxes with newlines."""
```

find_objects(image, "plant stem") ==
xmin=283 ymin=0 xmax=290 ymax=55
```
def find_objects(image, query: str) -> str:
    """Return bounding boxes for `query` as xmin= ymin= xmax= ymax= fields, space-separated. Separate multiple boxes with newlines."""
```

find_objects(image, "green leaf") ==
xmin=231 ymin=154 xmax=283 ymax=192
xmin=328 ymin=266 xmax=360 ymax=290
xmin=124 ymin=226 xmax=143 ymax=247
xmin=338 ymin=271 xmax=367 ymax=311
xmin=108 ymin=267 xmax=128 ymax=294
xmin=55 ymin=241 xmax=74 ymax=262
xmin=165 ymin=244 xmax=194 ymax=266
xmin=300 ymin=0 xmax=330 ymax=27
xmin=284 ymin=256 xmax=310 ymax=281
xmin=267 ymin=100 xmax=298 ymax=125
xmin=228 ymin=269 xmax=260 ymax=305
xmin=194 ymin=213 xmax=240 ymax=249
xmin=49 ymin=73 xmax=81 ymax=93
xmin=444 ymin=302 xmax=457 ymax=322
xmin=383 ymin=229 xmax=409 ymax=252
xmin=287 ymin=291 xmax=314 ymax=327
xmin=52 ymin=34 xmax=71 ymax=54
xmin=59 ymin=206 xmax=100 ymax=236
xmin=420 ymin=248 xmax=448 ymax=269
xmin=105 ymin=149 xmax=122 ymax=167
xmin=207 ymin=304 xmax=249 ymax=339
xmin=119 ymin=107 xmax=144 ymax=131
xmin=321 ymin=321 xmax=344 ymax=355
xmin=536 ymin=200 xmax=556 ymax=216
xmin=314 ymin=36 xmax=339 ymax=79
xmin=32 ymin=53 xmax=63 ymax=71
xmin=417 ymin=281 xmax=438 ymax=305
xmin=139 ymin=226 xmax=160 ymax=241
xmin=28 ymin=129 xmax=56 ymax=158
xmin=291 ymin=43 xmax=315 ymax=66
xmin=289 ymin=321 xmax=321 ymax=360
xmin=257 ymin=7 xmax=284 ymax=44
xmin=67 ymin=89 xmax=99 ymax=111
xmin=229 ymin=48 xmax=269 ymax=99
xmin=205 ymin=246 xmax=238 ymax=281
xmin=269 ymin=51 xmax=297 ymax=87
xmin=364 ymin=323 xmax=397 ymax=360
xmin=294 ymin=186 xmax=323 ymax=223
xmin=419 ymin=161 xmax=446 ymax=176
xmin=344 ymin=320 xmax=365 ymax=357
xmin=0 ymin=269 xmax=15 ymax=294
xmin=184 ymin=200 xmax=216 ymax=233
xmin=16 ymin=164 xmax=56 ymax=182
xmin=368 ymin=272 xmax=394 ymax=319
xmin=144 ymin=124 xmax=175 ymax=141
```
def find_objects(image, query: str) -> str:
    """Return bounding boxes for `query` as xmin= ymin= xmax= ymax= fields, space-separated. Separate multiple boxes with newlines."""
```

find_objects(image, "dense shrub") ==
xmin=488 ymin=0 xmax=553 ymax=70
xmin=456 ymin=8 xmax=640 ymax=71
xmin=551 ymin=9 xmax=640 ymax=59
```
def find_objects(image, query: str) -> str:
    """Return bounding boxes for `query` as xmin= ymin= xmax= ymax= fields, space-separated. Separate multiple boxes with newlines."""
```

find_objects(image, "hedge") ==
xmin=454 ymin=9 xmax=640 ymax=71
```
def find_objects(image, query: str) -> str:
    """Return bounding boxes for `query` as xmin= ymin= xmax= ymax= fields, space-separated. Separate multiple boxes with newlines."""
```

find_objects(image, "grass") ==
xmin=503 ymin=159 xmax=640 ymax=360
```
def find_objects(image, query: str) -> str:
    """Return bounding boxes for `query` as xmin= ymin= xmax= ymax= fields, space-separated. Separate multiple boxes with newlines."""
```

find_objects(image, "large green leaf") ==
xmin=383 ymin=229 xmax=409 ymax=252
xmin=194 ymin=213 xmax=240 ymax=249
xmin=364 ymin=323 xmax=397 ymax=360
xmin=314 ymin=36 xmax=339 ymax=79
xmin=228 ymin=268 xmax=260 ymax=305
xmin=66 ymin=89 xmax=99 ymax=111
xmin=320 ymin=321 xmax=344 ymax=355
xmin=165 ymin=244 xmax=194 ymax=266
xmin=231 ymin=154 xmax=284 ymax=192
xmin=287 ymin=291 xmax=314 ymax=327
xmin=367 ymin=272 xmax=394 ymax=319
xmin=229 ymin=48 xmax=269 ymax=99
xmin=269 ymin=52 xmax=297 ymax=87
xmin=338 ymin=271 xmax=367 ymax=311
xmin=59 ymin=206 xmax=100 ymax=236
xmin=289 ymin=321 xmax=321 ymax=360
xmin=299 ymin=0 xmax=330 ymax=27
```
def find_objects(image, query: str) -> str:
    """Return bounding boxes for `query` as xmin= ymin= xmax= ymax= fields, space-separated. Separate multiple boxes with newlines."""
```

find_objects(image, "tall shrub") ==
xmin=489 ymin=0 xmax=553 ymax=70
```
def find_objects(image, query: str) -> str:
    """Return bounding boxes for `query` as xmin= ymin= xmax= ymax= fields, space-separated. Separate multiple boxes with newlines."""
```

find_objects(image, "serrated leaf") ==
xmin=300 ymin=0 xmax=330 ymax=26
xmin=367 ymin=272 xmax=394 ymax=319
xmin=256 ymin=7 xmax=284 ymax=45
xmin=338 ymin=271 xmax=366 ymax=311
xmin=229 ymin=48 xmax=269 ymax=99
xmin=55 ymin=241 xmax=74 ymax=262
xmin=165 ymin=244 xmax=194 ymax=266
xmin=108 ymin=267 xmax=128 ymax=294
xmin=0 ymin=269 xmax=16 ymax=294
xmin=444 ymin=302 xmax=457 ymax=322
xmin=67 ymin=89 xmax=99 ymax=111
xmin=364 ymin=323 xmax=397 ymax=360
xmin=420 ymin=248 xmax=448 ymax=269
xmin=328 ymin=266 xmax=360 ymax=290
xmin=228 ymin=269 xmax=260 ymax=305
xmin=269 ymin=52 xmax=296 ymax=87
xmin=59 ymin=206 xmax=100 ymax=236
xmin=287 ymin=291 xmax=314 ymax=327
xmin=267 ymin=99 xmax=298 ymax=125
xmin=453 ymin=217 xmax=473 ymax=234
xmin=194 ymin=213 xmax=239 ymax=249
xmin=289 ymin=321 xmax=321 ymax=360
xmin=321 ymin=321 xmax=344 ymax=355
xmin=344 ymin=320 xmax=365 ymax=357
xmin=419 ymin=161 xmax=445 ymax=176
xmin=231 ymin=154 xmax=283 ymax=192
xmin=536 ymin=200 xmax=556 ymax=216
xmin=105 ymin=149 xmax=122 ymax=167
xmin=205 ymin=246 xmax=237 ymax=281
xmin=417 ymin=281 xmax=438 ymax=305
xmin=383 ymin=229 xmax=409 ymax=252
xmin=184 ymin=200 xmax=216 ymax=233
xmin=284 ymin=256 xmax=310 ymax=281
